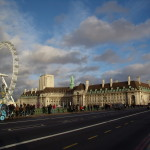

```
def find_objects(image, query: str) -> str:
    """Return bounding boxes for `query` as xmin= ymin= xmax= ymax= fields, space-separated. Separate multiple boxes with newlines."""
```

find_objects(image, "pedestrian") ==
xmin=48 ymin=104 xmax=52 ymax=114
xmin=15 ymin=104 xmax=19 ymax=117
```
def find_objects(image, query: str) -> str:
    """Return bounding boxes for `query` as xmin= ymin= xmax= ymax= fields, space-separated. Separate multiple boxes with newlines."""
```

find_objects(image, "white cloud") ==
xmin=94 ymin=50 xmax=122 ymax=64
xmin=54 ymin=14 xmax=67 ymax=24
xmin=101 ymin=63 xmax=150 ymax=82
xmin=62 ymin=16 xmax=150 ymax=47
xmin=95 ymin=1 xmax=128 ymax=14
xmin=76 ymin=75 xmax=100 ymax=85
xmin=142 ymin=53 xmax=150 ymax=61
xmin=0 ymin=0 xmax=38 ymax=50
xmin=21 ymin=44 xmax=87 ymax=67
xmin=74 ymin=66 xmax=99 ymax=73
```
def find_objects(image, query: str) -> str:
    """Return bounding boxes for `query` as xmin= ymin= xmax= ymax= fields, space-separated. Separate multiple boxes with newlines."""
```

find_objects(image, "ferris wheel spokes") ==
xmin=0 ymin=41 xmax=19 ymax=104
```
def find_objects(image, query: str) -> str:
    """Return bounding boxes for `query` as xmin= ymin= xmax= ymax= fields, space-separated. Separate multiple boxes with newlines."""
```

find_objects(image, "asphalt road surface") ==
xmin=0 ymin=108 xmax=150 ymax=150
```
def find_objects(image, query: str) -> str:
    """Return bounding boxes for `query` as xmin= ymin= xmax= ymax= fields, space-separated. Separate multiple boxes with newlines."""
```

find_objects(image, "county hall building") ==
xmin=17 ymin=74 xmax=150 ymax=108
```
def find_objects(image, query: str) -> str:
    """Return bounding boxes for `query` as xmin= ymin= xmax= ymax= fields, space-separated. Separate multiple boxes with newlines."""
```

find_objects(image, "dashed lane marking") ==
xmin=130 ymin=120 xmax=134 ymax=122
xmin=115 ymin=126 xmax=122 ymax=128
xmin=88 ymin=135 xmax=98 ymax=140
xmin=104 ymin=130 xmax=112 ymax=133
xmin=8 ymin=129 xmax=12 ymax=131
xmin=0 ymin=118 xmax=50 ymax=125
xmin=63 ymin=143 xmax=78 ymax=149
xmin=124 ymin=122 xmax=129 ymax=125
xmin=2 ymin=124 xmax=45 ymax=131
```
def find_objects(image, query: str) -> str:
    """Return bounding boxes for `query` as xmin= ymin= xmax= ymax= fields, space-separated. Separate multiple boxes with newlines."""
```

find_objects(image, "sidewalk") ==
xmin=6 ymin=109 xmax=103 ymax=120
xmin=5 ymin=107 xmax=146 ymax=121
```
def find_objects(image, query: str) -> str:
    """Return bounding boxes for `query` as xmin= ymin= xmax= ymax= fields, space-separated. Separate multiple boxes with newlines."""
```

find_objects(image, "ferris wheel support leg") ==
xmin=2 ymin=77 xmax=8 ymax=88
xmin=10 ymin=96 xmax=15 ymax=103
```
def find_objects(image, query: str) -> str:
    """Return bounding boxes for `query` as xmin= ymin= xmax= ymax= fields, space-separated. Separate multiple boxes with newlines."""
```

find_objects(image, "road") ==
xmin=0 ymin=108 xmax=149 ymax=150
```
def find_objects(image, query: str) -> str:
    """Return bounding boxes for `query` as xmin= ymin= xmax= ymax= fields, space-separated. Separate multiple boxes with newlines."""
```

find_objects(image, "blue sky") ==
xmin=0 ymin=0 xmax=150 ymax=99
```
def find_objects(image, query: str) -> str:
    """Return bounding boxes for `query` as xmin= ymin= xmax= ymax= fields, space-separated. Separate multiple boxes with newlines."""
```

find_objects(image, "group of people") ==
xmin=8 ymin=103 xmax=35 ymax=118
xmin=67 ymin=104 xmax=100 ymax=112
xmin=42 ymin=104 xmax=53 ymax=114
xmin=42 ymin=104 xmax=92 ymax=114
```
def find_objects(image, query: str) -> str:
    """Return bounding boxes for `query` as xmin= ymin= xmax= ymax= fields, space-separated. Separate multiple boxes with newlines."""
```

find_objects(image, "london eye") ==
xmin=0 ymin=41 xmax=19 ymax=104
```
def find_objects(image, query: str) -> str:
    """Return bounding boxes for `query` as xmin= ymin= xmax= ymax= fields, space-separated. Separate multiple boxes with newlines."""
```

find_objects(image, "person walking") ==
xmin=47 ymin=104 xmax=52 ymax=114
xmin=15 ymin=104 xmax=19 ymax=117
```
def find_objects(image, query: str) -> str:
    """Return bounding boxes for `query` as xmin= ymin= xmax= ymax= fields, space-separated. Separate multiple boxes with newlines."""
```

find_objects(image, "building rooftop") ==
xmin=22 ymin=80 xmax=150 ymax=96
xmin=88 ymin=81 xmax=150 ymax=91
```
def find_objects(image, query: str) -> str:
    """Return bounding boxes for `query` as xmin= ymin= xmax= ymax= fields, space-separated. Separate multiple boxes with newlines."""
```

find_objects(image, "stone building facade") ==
xmin=17 ymin=75 xmax=150 ymax=108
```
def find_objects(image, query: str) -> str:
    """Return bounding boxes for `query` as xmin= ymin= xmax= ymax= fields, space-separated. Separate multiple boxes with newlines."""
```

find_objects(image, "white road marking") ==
xmin=62 ymin=118 xmax=84 ymax=124
xmin=2 ymin=124 xmax=45 ymax=131
xmin=0 ymin=118 xmax=50 ymax=125
xmin=0 ymin=110 xmax=149 ymax=149
xmin=62 ymin=120 xmax=72 ymax=123
xmin=8 ymin=129 xmax=12 ymax=131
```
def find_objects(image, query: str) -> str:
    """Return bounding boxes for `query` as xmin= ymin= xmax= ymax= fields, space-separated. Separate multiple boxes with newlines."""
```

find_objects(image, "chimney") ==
xmin=31 ymin=88 xmax=33 ymax=94
xmin=102 ymin=79 xmax=105 ymax=88
xmin=85 ymin=80 xmax=89 ymax=91
xmin=147 ymin=80 xmax=150 ymax=87
xmin=128 ymin=76 xmax=131 ymax=86
xmin=35 ymin=88 xmax=37 ymax=93
xmin=24 ymin=89 xmax=27 ymax=94
xmin=110 ymin=78 xmax=113 ymax=87
xmin=137 ymin=76 xmax=141 ymax=84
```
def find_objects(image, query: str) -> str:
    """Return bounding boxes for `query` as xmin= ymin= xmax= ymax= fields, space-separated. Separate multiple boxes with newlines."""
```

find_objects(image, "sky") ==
xmin=0 ymin=0 xmax=150 ymax=100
